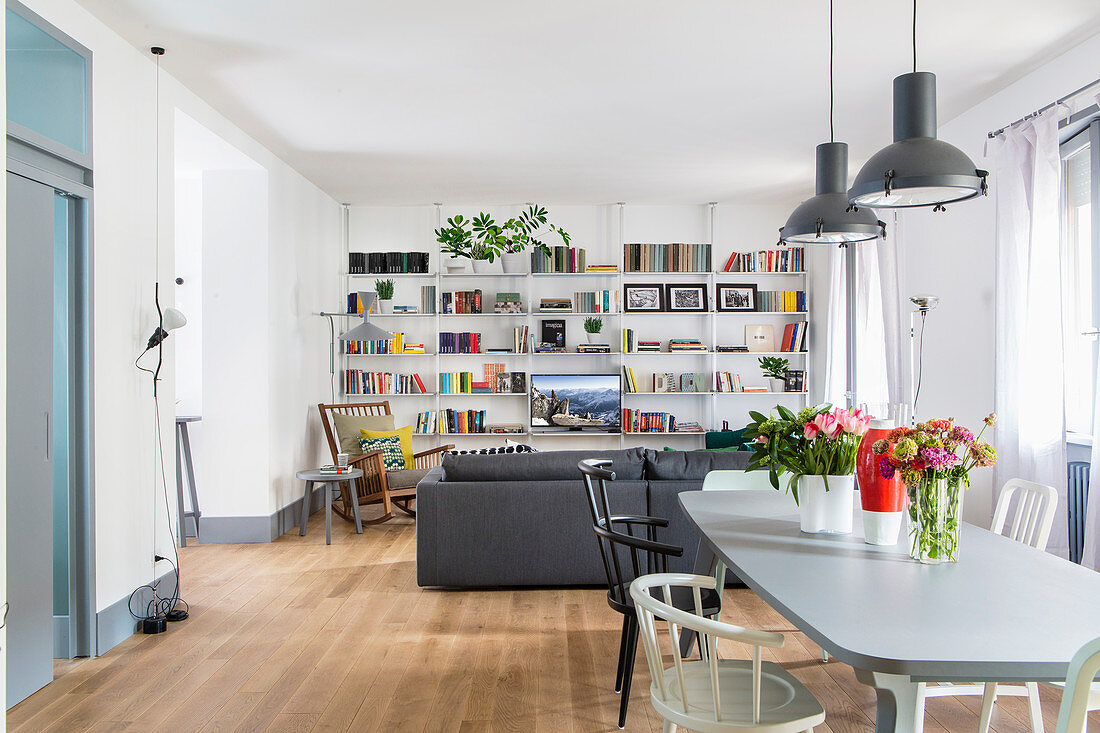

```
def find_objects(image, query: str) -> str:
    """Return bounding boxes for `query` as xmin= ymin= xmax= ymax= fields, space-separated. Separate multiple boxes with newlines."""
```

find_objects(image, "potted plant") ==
xmin=758 ymin=356 xmax=789 ymax=393
xmin=744 ymin=404 xmax=871 ymax=534
xmin=583 ymin=316 xmax=603 ymax=344
xmin=374 ymin=278 xmax=395 ymax=314
xmin=873 ymin=414 xmax=997 ymax=564
xmin=434 ymin=205 xmax=571 ymax=274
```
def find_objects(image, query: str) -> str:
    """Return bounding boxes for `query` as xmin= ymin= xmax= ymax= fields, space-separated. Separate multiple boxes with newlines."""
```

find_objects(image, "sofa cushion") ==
xmin=387 ymin=466 xmax=430 ymax=490
xmin=644 ymin=449 xmax=752 ymax=480
xmin=441 ymin=447 xmax=646 ymax=482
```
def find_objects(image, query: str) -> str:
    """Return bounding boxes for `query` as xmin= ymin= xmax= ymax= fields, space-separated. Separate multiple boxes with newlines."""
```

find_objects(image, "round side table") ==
xmin=295 ymin=468 xmax=363 ymax=545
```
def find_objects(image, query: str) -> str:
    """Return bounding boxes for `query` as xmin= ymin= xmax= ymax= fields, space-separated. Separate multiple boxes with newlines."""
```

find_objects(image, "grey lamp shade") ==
xmin=849 ymin=72 xmax=987 ymax=209
xmin=780 ymin=142 xmax=885 ymax=244
xmin=340 ymin=291 xmax=392 ymax=342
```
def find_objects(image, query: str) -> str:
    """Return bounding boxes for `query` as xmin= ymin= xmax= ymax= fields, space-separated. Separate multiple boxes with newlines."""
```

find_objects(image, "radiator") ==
xmin=1068 ymin=461 xmax=1091 ymax=564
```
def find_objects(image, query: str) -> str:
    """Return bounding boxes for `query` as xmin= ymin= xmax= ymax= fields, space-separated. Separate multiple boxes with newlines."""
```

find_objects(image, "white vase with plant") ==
xmin=583 ymin=316 xmax=603 ymax=344
xmin=758 ymin=355 xmax=789 ymax=393
xmin=374 ymin=278 xmax=395 ymax=314
xmin=745 ymin=404 xmax=871 ymax=534
xmin=435 ymin=205 xmax=571 ymax=275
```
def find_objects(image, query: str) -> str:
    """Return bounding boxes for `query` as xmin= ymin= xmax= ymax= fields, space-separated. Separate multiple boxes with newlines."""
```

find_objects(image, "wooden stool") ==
xmin=296 ymin=468 xmax=363 ymax=544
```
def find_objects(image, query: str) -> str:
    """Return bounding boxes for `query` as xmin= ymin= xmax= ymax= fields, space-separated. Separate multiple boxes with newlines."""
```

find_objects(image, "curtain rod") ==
xmin=987 ymin=75 xmax=1100 ymax=139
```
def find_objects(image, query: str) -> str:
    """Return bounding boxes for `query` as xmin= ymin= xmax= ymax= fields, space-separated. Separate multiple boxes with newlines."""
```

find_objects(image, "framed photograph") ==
xmin=623 ymin=284 xmax=665 ymax=313
xmin=664 ymin=283 xmax=708 ymax=312
xmin=716 ymin=283 xmax=758 ymax=312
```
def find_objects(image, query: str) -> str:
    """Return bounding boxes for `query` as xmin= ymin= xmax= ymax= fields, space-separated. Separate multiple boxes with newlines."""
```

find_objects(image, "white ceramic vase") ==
xmin=500 ymin=252 xmax=527 ymax=274
xmin=472 ymin=259 xmax=493 ymax=274
xmin=797 ymin=475 xmax=854 ymax=534
xmin=767 ymin=377 xmax=786 ymax=393
xmin=444 ymin=256 xmax=467 ymax=273
xmin=376 ymin=298 xmax=392 ymax=314
xmin=586 ymin=331 xmax=602 ymax=344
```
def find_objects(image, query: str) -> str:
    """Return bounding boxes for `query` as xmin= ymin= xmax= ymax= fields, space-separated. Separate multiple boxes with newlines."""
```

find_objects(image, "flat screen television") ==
xmin=530 ymin=373 xmax=621 ymax=432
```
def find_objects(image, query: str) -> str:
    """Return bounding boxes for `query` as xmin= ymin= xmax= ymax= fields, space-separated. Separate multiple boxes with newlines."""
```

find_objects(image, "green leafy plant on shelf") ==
xmin=434 ymin=204 xmax=571 ymax=262
xmin=374 ymin=278 xmax=395 ymax=300
xmin=583 ymin=316 xmax=603 ymax=334
xmin=758 ymin=356 xmax=789 ymax=380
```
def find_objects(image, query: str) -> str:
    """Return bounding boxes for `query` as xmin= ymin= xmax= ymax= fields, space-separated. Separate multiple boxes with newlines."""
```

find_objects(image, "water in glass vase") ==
xmin=907 ymin=474 xmax=965 ymax=564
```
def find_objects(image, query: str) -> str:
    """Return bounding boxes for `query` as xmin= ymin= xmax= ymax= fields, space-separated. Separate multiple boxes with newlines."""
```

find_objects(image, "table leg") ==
xmin=325 ymin=482 xmax=333 ymax=545
xmin=179 ymin=423 xmax=201 ymax=539
xmin=175 ymin=424 xmax=187 ymax=547
xmin=299 ymin=481 xmax=313 ymax=536
xmin=854 ymin=668 xmax=924 ymax=733
xmin=345 ymin=480 xmax=363 ymax=533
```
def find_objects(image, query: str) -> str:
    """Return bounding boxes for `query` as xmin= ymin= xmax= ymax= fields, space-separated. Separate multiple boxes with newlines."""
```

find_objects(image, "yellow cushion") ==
xmin=332 ymin=412 xmax=395 ymax=456
xmin=360 ymin=425 xmax=414 ymax=468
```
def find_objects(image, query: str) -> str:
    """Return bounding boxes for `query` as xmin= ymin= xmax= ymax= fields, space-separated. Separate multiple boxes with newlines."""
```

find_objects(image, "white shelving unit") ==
xmin=332 ymin=203 xmax=812 ymax=446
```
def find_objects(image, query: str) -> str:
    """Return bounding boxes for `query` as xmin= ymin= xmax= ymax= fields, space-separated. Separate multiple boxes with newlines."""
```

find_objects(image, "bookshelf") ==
xmin=332 ymin=204 xmax=813 ymax=445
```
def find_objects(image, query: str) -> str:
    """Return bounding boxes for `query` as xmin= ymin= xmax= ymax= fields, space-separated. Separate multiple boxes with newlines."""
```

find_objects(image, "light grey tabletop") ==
xmin=296 ymin=468 xmax=363 ymax=482
xmin=679 ymin=490 xmax=1100 ymax=682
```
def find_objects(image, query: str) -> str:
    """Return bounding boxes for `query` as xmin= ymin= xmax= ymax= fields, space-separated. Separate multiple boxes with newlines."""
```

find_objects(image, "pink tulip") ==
xmin=804 ymin=421 xmax=820 ymax=440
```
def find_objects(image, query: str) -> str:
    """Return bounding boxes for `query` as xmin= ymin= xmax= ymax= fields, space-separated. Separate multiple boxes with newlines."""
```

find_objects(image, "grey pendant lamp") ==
xmin=780 ymin=0 xmax=885 ymax=244
xmin=848 ymin=0 xmax=988 ymax=210
xmin=340 ymin=292 xmax=393 ymax=342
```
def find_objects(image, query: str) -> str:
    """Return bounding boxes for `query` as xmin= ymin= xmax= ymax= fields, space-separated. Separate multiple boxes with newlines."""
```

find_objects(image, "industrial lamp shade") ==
xmin=340 ymin=292 xmax=392 ymax=342
xmin=849 ymin=72 xmax=987 ymax=209
xmin=781 ymin=142 xmax=885 ymax=244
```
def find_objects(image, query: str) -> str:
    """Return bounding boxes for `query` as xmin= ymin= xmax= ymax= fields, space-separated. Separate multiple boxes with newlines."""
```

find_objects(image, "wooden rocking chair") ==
xmin=318 ymin=401 xmax=453 ymax=525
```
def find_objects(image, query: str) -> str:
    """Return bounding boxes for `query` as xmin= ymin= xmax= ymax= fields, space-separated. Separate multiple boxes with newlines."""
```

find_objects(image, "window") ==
xmin=1061 ymin=120 xmax=1100 ymax=436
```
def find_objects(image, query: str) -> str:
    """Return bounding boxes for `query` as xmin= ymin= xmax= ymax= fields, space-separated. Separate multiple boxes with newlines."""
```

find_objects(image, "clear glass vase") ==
xmin=907 ymin=474 xmax=965 ymax=564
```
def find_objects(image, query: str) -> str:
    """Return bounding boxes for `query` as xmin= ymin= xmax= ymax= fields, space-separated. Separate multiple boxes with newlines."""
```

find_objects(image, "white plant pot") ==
xmin=472 ymin=259 xmax=493 ymax=274
xmin=445 ymin=256 xmax=467 ymax=273
xmin=862 ymin=509 xmax=904 ymax=545
xmin=586 ymin=331 xmax=602 ymax=344
xmin=376 ymin=299 xmax=392 ymax=314
xmin=768 ymin=377 xmax=786 ymax=393
xmin=500 ymin=252 xmax=527 ymax=274
xmin=797 ymin=475 xmax=854 ymax=534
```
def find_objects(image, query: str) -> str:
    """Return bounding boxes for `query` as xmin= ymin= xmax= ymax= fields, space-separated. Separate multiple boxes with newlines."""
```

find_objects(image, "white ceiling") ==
xmin=78 ymin=0 xmax=1100 ymax=205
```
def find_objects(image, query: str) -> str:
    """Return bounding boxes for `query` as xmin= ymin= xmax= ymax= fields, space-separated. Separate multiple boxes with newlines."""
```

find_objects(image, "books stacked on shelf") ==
xmin=346 ymin=332 xmax=410 ymax=354
xmin=531 ymin=246 xmax=587 ymax=273
xmin=438 ymin=408 xmax=487 ymax=434
xmin=716 ymin=345 xmax=749 ymax=353
xmin=487 ymin=424 xmax=525 ymax=434
xmin=494 ymin=293 xmax=523 ymax=314
xmin=585 ymin=264 xmax=618 ymax=273
xmin=439 ymin=372 xmax=474 ymax=394
xmin=535 ymin=343 xmax=566 ymax=353
xmin=577 ymin=344 xmax=612 ymax=353
xmin=674 ymin=421 xmax=703 ymax=433
xmin=572 ymin=290 xmax=618 ymax=313
xmin=721 ymin=247 xmax=804 ymax=273
xmin=623 ymin=243 xmax=712 ymax=273
xmin=415 ymin=410 xmax=437 ymax=434
xmin=421 ymin=285 xmax=437 ymax=314
xmin=669 ymin=338 xmax=707 ymax=352
xmin=512 ymin=326 xmax=530 ymax=353
xmin=442 ymin=289 xmax=482 ymax=314
xmin=757 ymin=290 xmax=807 ymax=312
xmin=538 ymin=298 xmax=573 ymax=313
xmin=345 ymin=370 xmax=427 ymax=395
xmin=779 ymin=322 xmax=808 ymax=352
xmin=393 ymin=305 xmax=419 ymax=313
xmin=494 ymin=372 xmax=527 ymax=394
xmin=715 ymin=371 xmax=746 ymax=392
xmin=402 ymin=342 xmax=426 ymax=354
xmin=623 ymin=409 xmax=693 ymax=433
xmin=439 ymin=332 xmax=481 ymax=354
xmin=784 ymin=370 xmax=806 ymax=393
xmin=636 ymin=340 xmax=662 ymax=352
xmin=349 ymin=251 xmax=430 ymax=274
xmin=319 ymin=464 xmax=355 ymax=475
xmin=630 ymin=371 xmax=712 ymax=393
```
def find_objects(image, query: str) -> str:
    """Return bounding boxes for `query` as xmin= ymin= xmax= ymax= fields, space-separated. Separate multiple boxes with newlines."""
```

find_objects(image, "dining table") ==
xmin=679 ymin=489 xmax=1100 ymax=733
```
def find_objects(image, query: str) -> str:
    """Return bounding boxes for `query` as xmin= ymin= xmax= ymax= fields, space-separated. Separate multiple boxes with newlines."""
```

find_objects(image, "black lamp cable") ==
xmin=828 ymin=0 xmax=834 ymax=143
xmin=912 ymin=0 xmax=918 ymax=73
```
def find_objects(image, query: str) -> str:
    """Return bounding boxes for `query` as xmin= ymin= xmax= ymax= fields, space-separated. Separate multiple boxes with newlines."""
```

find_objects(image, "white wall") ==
xmin=20 ymin=0 xmax=340 ymax=613
xmin=893 ymin=31 xmax=1100 ymax=525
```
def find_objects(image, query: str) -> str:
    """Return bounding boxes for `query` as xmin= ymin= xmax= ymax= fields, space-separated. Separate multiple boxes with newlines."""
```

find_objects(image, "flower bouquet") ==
xmin=745 ymin=404 xmax=871 ymax=533
xmin=872 ymin=414 xmax=997 ymax=563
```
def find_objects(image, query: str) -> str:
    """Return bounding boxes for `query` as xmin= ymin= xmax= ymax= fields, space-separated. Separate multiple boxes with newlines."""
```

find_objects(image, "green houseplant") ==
xmin=583 ymin=316 xmax=603 ymax=344
xmin=374 ymin=278 xmax=395 ymax=314
xmin=434 ymin=205 xmax=571 ymax=274
xmin=758 ymin=355 xmax=789 ymax=392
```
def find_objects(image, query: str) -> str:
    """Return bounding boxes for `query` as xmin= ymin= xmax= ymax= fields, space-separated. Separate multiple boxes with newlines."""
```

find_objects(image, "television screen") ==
xmin=530 ymin=373 xmax=621 ymax=432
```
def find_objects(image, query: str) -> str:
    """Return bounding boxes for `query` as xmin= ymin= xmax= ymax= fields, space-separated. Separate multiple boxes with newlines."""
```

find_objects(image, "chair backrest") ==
xmin=578 ymin=458 xmax=680 ymax=608
xmin=1055 ymin=636 xmax=1100 ymax=733
xmin=630 ymin=573 xmax=784 ymax=725
xmin=701 ymin=469 xmax=774 ymax=492
xmin=991 ymin=478 xmax=1059 ymax=551
xmin=317 ymin=401 xmax=392 ymax=460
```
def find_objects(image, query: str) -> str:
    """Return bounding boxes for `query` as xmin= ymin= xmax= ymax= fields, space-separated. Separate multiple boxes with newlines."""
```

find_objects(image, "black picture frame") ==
xmin=623 ymin=283 xmax=665 ymax=313
xmin=716 ymin=283 xmax=759 ymax=312
xmin=664 ymin=283 xmax=709 ymax=312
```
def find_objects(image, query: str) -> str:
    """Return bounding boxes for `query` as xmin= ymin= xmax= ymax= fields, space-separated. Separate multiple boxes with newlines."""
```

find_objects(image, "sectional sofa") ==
xmin=415 ymin=447 xmax=751 ymax=588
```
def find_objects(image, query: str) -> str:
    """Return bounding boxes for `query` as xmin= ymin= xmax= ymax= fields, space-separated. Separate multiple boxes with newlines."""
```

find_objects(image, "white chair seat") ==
xmin=651 ymin=659 xmax=825 ymax=732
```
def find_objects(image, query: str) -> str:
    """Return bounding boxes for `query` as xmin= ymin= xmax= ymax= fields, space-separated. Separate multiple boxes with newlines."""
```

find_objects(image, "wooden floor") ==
xmin=9 ymin=513 xmax=1095 ymax=732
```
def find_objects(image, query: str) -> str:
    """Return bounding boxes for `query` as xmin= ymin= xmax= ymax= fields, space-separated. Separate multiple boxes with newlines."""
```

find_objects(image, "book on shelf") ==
xmin=345 ymin=332 xmax=408 ymax=354
xmin=721 ymin=247 xmax=804 ymax=273
xmin=393 ymin=305 xmax=418 ymax=313
xmin=531 ymin=246 xmax=587 ymax=273
xmin=471 ymin=381 xmax=492 ymax=394
xmin=439 ymin=372 xmax=474 ymax=394
xmin=494 ymin=292 xmax=524 ymax=313
xmin=319 ymin=465 xmax=354 ymax=475
xmin=585 ymin=264 xmax=618 ymax=273
xmin=577 ymin=344 xmax=611 ymax=353
xmin=784 ymin=370 xmax=806 ymax=393
xmin=402 ymin=343 xmax=426 ymax=354
xmin=716 ymin=345 xmax=749 ymax=353
xmin=538 ymin=298 xmax=573 ymax=312
xmin=668 ymin=338 xmax=706 ymax=352
xmin=487 ymin=424 xmax=525 ymax=434
xmin=415 ymin=410 xmax=437 ymax=434
xmin=622 ymin=409 xmax=686 ymax=433
xmin=743 ymin=384 xmax=769 ymax=393
xmin=344 ymin=370 xmax=426 ymax=395
xmin=348 ymin=251 xmax=430 ymax=275
xmin=442 ymin=289 xmax=482 ymax=314
xmin=534 ymin=343 xmax=566 ymax=353
xmin=755 ymin=290 xmax=806 ymax=312
xmin=540 ymin=320 xmax=565 ymax=348
xmin=421 ymin=285 xmax=437 ymax=314
xmin=438 ymin=332 xmax=481 ymax=354
xmin=778 ymin=322 xmax=808 ymax=352
xmin=512 ymin=326 xmax=530 ymax=354
xmin=623 ymin=243 xmax=711 ymax=273
xmin=636 ymin=341 xmax=662 ymax=352
xmin=572 ymin=290 xmax=618 ymax=313
xmin=438 ymin=408 xmax=487 ymax=434
xmin=715 ymin=371 xmax=746 ymax=392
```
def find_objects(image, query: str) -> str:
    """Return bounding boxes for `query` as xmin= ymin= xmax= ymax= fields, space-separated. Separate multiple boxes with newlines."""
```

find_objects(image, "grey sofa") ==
xmin=416 ymin=447 xmax=751 ymax=588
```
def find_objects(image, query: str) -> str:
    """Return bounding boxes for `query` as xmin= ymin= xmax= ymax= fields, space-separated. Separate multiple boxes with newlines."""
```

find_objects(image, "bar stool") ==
xmin=296 ymin=468 xmax=364 ymax=544
xmin=175 ymin=415 xmax=202 ymax=546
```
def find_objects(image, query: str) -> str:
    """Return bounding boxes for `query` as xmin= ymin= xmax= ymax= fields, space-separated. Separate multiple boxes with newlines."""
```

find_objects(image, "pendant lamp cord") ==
xmin=912 ymin=0 xmax=918 ymax=72
xmin=828 ymin=0 xmax=834 ymax=143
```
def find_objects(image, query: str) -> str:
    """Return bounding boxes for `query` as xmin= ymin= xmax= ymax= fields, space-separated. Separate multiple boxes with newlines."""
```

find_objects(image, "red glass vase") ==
xmin=856 ymin=419 xmax=905 ymax=544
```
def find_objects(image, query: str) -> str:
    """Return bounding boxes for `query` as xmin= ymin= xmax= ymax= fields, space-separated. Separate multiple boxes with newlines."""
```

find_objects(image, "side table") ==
xmin=296 ymin=468 xmax=363 ymax=545
xmin=175 ymin=415 xmax=201 ymax=546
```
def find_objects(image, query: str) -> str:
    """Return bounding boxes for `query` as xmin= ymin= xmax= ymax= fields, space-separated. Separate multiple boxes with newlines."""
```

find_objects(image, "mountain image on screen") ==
xmin=530 ymin=374 xmax=621 ymax=430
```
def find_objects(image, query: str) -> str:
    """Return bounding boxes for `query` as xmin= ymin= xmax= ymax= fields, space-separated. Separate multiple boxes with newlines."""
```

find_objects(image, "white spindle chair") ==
xmin=630 ymin=572 xmax=825 ymax=733
xmin=917 ymin=478 xmax=1058 ymax=733
xmin=1054 ymin=637 xmax=1100 ymax=733
xmin=701 ymin=469 xmax=775 ymax=598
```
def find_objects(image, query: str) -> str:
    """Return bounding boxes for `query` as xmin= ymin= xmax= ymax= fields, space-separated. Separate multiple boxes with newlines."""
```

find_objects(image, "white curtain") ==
xmin=990 ymin=107 xmax=1069 ymax=558
xmin=822 ymin=246 xmax=848 ymax=407
xmin=1078 ymin=95 xmax=1100 ymax=569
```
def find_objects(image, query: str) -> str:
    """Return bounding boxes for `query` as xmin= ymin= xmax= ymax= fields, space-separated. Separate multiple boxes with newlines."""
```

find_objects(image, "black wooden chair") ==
xmin=578 ymin=458 xmax=722 ymax=729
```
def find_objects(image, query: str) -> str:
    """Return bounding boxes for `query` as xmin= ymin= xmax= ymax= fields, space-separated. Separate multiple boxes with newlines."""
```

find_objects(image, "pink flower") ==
xmin=814 ymin=412 xmax=843 ymax=440
xmin=804 ymin=421 xmax=820 ymax=440
xmin=879 ymin=455 xmax=896 ymax=480
xmin=919 ymin=447 xmax=959 ymax=470
xmin=756 ymin=435 xmax=768 ymax=444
